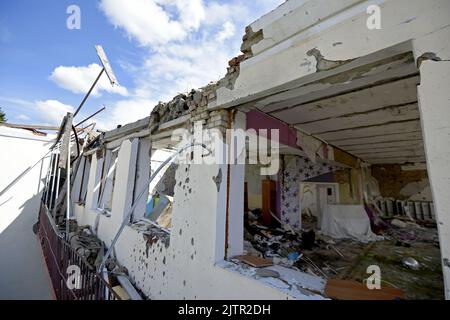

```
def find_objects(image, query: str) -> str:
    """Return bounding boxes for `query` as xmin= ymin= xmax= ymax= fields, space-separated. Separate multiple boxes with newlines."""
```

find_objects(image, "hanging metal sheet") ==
xmin=95 ymin=45 xmax=118 ymax=86
xmin=59 ymin=113 xmax=74 ymax=169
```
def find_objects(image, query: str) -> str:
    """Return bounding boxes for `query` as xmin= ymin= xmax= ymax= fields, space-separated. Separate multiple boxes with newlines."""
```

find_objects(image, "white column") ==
xmin=414 ymin=28 xmax=450 ymax=299
xmin=226 ymin=111 xmax=246 ymax=258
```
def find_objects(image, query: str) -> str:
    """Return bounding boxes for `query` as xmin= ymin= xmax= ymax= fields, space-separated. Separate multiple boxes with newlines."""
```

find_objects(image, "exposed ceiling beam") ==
xmin=332 ymin=131 xmax=423 ymax=147
xmin=315 ymin=119 xmax=421 ymax=141
xmin=344 ymin=140 xmax=423 ymax=152
xmin=296 ymin=102 xmax=419 ymax=134
xmin=270 ymin=76 xmax=419 ymax=125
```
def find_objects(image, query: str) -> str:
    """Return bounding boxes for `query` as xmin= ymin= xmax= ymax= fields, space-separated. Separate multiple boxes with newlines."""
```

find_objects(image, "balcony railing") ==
xmin=37 ymin=204 xmax=121 ymax=300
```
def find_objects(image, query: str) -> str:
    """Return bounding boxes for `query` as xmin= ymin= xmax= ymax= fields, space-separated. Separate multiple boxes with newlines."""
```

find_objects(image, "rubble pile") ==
xmin=384 ymin=216 xmax=440 ymax=245
xmin=243 ymin=205 xmax=441 ymax=285
xmin=243 ymin=209 xmax=343 ymax=278
xmin=68 ymin=225 xmax=105 ymax=268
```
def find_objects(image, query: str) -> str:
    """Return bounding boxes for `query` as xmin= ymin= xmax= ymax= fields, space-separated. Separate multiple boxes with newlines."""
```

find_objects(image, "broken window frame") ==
xmin=130 ymin=145 xmax=176 ymax=232
xmin=97 ymin=147 xmax=120 ymax=215
xmin=130 ymin=137 xmax=151 ymax=222
xmin=77 ymin=155 xmax=92 ymax=205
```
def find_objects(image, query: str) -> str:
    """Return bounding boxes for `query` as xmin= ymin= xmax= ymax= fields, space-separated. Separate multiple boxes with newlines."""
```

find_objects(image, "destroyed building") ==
xmin=2 ymin=0 xmax=450 ymax=300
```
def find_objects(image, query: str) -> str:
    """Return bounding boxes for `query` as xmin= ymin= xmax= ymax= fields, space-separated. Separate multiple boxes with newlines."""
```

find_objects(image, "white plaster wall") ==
xmin=0 ymin=127 xmax=53 ymax=232
xmin=74 ymin=138 xmax=321 ymax=299
xmin=0 ymin=127 xmax=54 ymax=299
xmin=415 ymin=27 xmax=450 ymax=299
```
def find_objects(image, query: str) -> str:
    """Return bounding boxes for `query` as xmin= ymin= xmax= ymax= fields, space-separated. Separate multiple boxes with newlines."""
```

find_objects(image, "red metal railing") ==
xmin=38 ymin=204 xmax=121 ymax=300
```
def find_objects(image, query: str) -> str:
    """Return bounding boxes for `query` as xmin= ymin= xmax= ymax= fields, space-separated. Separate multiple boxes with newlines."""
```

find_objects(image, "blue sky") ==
xmin=0 ymin=0 xmax=283 ymax=129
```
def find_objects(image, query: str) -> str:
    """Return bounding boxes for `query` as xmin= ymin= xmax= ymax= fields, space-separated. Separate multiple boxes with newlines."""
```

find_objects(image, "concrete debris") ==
xmin=68 ymin=225 xmax=105 ymax=268
xmin=148 ymin=82 xmax=219 ymax=133
xmin=244 ymin=240 xmax=262 ymax=257
xmin=148 ymin=58 xmax=241 ymax=134
xmin=241 ymin=26 xmax=264 ymax=59
xmin=416 ymin=52 xmax=441 ymax=68
xmin=255 ymin=268 xmax=280 ymax=278
xmin=228 ymin=54 xmax=245 ymax=67
xmin=391 ymin=219 xmax=408 ymax=228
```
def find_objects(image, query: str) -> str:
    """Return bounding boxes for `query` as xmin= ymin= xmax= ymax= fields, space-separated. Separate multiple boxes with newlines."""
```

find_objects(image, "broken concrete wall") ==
xmin=214 ymin=0 xmax=450 ymax=109
xmin=73 ymin=106 xmax=321 ymax=299
xmin=334 ymin=168 xmax=363 ymax=205
xmin=371 ymin=164 xmax=431 ymax=201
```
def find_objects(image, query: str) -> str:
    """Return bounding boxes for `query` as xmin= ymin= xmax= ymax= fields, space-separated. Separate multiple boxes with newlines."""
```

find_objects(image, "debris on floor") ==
xmin=68 ymin=225 xmax=105 ymax=268
xmin=240 ymin=207 xmax=444 ymax=299
xmin=67 ymin=222 xmax=144 ymax=299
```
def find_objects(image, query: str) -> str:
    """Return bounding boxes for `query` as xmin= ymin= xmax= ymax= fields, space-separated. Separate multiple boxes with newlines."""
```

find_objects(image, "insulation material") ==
xmin=321 ymin=205 xmax=382 ymax=242
xmin=296 ymin=131 xmax=322 ymax=163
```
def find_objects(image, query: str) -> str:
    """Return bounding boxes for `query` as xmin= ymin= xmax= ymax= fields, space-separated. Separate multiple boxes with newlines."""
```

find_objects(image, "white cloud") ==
xmin=99 ymin=0 xmax=205 ymax=46
xmin=94 ymin=99 xmax=155 ymax=130
xmin=49 ymin=63 xmax=128 ymax=97
xmin=217 ymin=21 xmax=236 ymax=42
xmin=16 ymin=114 xmax=31 ymax=121
xmin=35 ymin=99 xmax=74 ymax=125
xmin=87 ymin=0 xmax=286 ymax=130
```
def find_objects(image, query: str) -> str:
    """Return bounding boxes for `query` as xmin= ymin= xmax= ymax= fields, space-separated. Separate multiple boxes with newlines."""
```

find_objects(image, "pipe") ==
xmin=75 ymin=106 xmax=106 ymax=127
xmin=97 ymin=143 xmax=211 ymax=273
xmin=45 ymin=153 xmax=55 ymax=205
xmin=54 ymin=146 xmax=61 ymax=214
xmin=74 ymin=68 xmax=105 ymax=118
xmin=49 ymin=150 xmax=59 ymax=209
xmin=66 ymin=139 xmax=71 ymax=240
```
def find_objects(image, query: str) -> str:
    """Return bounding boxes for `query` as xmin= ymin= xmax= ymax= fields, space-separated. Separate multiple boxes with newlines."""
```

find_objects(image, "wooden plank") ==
xmin=325 ymin=279 xmax=405 ymax=300
xmin=235 ymin=255 xmax=273 ymax=268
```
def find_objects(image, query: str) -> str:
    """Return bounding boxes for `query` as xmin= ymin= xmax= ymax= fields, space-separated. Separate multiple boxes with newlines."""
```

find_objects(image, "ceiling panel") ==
xmin=310 ymin=119 xmax=421 ymax=142
xmin=298 ymin=103 xmax=419 ymax=134
xmin=332 ymin=131 xmax=423 ymax=147
xmin=270 ymin=76 xmax=419 ymax=125
xmin=343 ymin=140 xmax=423 ymax=152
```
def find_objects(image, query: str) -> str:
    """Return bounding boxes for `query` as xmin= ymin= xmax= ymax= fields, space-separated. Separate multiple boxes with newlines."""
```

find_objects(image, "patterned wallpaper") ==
xmin=280 ymin=155 xmax=339 ymax=230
